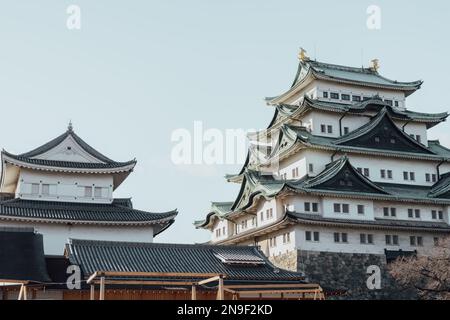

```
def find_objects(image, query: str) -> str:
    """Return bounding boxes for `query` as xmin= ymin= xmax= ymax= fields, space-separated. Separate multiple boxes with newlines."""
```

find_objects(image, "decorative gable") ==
xmin=336 ymin=109 xmax=434 ymax=154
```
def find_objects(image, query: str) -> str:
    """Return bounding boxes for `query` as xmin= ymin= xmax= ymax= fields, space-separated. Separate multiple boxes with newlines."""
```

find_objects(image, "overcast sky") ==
xmin=0 ymin=1 xmax=449 ymax=245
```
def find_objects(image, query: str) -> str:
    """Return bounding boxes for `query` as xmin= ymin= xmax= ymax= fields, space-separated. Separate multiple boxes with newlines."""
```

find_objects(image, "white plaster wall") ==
xmin=17 ymin=169 xmax=113 ymax=204
xmin=293 ymin=225 xmax=440 ymax=255
xmin=211 ymin=218 xmax=230 ymax=242
xmin=0 ymin=220 xmax=154 ymax=255
xmin=322 ymin=198 xmax=375 ymax=221
xmin=278 ymin=149 xmax=307 ymax=179
xmin=374 ymin=201 xmax=447 ymax=222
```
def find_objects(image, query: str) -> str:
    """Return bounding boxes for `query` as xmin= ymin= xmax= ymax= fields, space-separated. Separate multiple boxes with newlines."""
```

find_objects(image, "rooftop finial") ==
xmin=370 ymin=58 xmax=380 ymax=72
xmin=68 ymin=120 xmax=73 ymax=132
xmin=298 ymin=47 xmax=309 ymax=62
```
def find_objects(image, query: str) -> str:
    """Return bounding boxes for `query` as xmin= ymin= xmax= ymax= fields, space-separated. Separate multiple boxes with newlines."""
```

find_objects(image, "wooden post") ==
xmin=191 ymin=285 xmax=197 ymax=300
xmin=23 ymin=286 xmax=28 ymax=300
xmin=99 ymin=277 xmax=105 ymax=301
xmin=217 ymin=276 xmax=224 ymax=300
xmin=17 ymin=285 xmax=24 ymax=300
xmin=90 ymin=284 xmax=95 ymax=300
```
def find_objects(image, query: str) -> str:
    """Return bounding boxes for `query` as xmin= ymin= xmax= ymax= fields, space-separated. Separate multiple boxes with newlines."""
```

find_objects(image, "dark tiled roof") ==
xmin=66 ymin=239 xmax=305 ymax=282
xmin=3 ymin=151 xmax=136 ymax=170
xmin=288 ymin=211 xmax=450 ymax=232
xmin=0 ymin=228 xmax=51 ymax=283
xmin=0 ymin=198 xmax=177 ymax=225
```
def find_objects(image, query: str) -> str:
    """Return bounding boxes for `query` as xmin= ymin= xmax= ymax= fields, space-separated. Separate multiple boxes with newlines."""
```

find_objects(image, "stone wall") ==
xmin=270 ymin=250 xmax=417 ymax=300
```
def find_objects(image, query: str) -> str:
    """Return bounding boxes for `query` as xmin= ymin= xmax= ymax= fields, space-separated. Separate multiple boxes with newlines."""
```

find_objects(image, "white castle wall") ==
xmin=17 ymin=169 xmax=113 ymax=204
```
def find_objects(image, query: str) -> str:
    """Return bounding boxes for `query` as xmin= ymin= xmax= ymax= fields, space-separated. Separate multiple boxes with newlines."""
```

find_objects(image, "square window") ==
xmin=330 ymin=92 xmax=339 ymax=99
xmin=313 ymin=232 xmax=320 ymax=241
xmin=357 ymin=205 xmax=364 ymax=214
xmin=341 ymin=94 xmax=350 ymax=101
xmin=323 ymin=91 xmax=328 ymax=98
xmin=312 ymin=203 xmax=318 ymax=212
xmin=94 ymin=187 xmax=102 ymax=198
xmin=385 ymin=99 xmax=393 ymax=106
xmin=374 ymin=137 xmax=380 ymax=143
xmin=334 ymin=203 xmax=341 ymax=213
xmin=342 ymin=204 xmax=349 ymax=214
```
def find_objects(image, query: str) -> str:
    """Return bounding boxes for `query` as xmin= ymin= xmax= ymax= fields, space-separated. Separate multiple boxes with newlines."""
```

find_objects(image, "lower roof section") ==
xmin=0 ymin=197 xmax=177 ymax=227
xmin=66 ymin=239 xmax=305 ymax=282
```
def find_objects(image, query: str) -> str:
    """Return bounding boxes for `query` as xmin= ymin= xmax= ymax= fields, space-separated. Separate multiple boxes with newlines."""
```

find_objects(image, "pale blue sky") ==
xmin=0 ymin=1 xmax=449 ymax=243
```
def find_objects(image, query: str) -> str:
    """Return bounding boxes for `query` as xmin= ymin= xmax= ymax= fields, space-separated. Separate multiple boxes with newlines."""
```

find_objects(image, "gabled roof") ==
xmin=66 ymin=239 xmax=305 ymax=282
xmin=1 ymin=125 xmax=137 ymax=173
xmin=0 ymin=228 xmax=51 ymax=283
xmin=0 ymin=198 xmax=177 ymax=231
xmin=334 ymin=108 xmax=434 ymax=154
xmin=194 ymin=201 xmax=234 ymax=228
xmin=302 ymin=156 xmax=388 ymax=194
xmin=267 ymin=59 xmax=422 ymax=105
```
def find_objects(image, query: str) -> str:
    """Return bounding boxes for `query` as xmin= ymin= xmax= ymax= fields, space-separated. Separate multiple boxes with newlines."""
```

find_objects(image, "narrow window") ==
xmin=434 ymin=237 xmax=439 ymax=246
xmin=408 ymin=209 xmax=413 ymax=218
xmin=438 ymin=211 xmax=443 ymax=219
xmin=380 ymin=169 xmax=386 ymax=179
xmin=330 ymin=92 xmax=339 ymax=99
xmin=431 ymin=210 xmax=437 ymax=219
xmin=393 ymin=235 xmax=399 ymax=245
xmin=410 ymin=236 xmax=416 ymax=246
xmin=341 ymin=94 xmax=350 ymax=101
xmin=390 ymin=208 xmax=396 ymax=217
xmin=41 ymin=184 xmax=50 ymax=196
xmin=313 ymin=232 xmax=320 ymax=241
xmin=308 ymin=163 xmax=314 ymax=173
xmin=387 ymin=170 xmax=393 ymax=179
xmin=410 ymin=172 xmax=415 ymax=181
xmin=367 ymin=234 xmax=374 ymax=244
xmin=416 ymin=135 xmax=421 ymax=143
xmin=342 ymin=204 xmax=349 ymax=214
xmin=304 ymin=202 xmax=311 ymax=212
xmin=363 ymin=168 xmax=370 ymax=177
xmin=84 ymin=186 xmax=92 ymax=198
xmin=415 ymin=209 xmax=420 ymax=218
xmin=343 ymin=127 xmax=349 ymax=135
xmin=312 ymin=203 xmax=318 ymax=212
xmin=305 ymin=231 xmax=312 ymax=241
xmin=403 ymin=171 xmax=409 ymax=180
xmin=334 ymin=233 xmax=340 ymax=243
xmin=260 ymin=211 xmax=264 ymax=221
xmin=357 ymin=205 xmax=365 ymax=215
xmin=341 ymin=233 xmax=348 ymax=243
xmin=383 ymin=207 xmax=389 ymax=217
xmin=320 ymin=124 xmax=326 ymax=133
xmin=425 ymin=173 xmax=431 ymax=182
xmin=31 ymin=183 xmax=39 ymax=195
xmin=385 ymin=235 xmax=391 ymax=245
xmin=327 ymin=125 xmax=333 ymax=134
xmin=395 ymin=101 xmax=399 ymax=107
xmin=360 ymin=234 xmax=366 ymax=244
xmin=432 ymin=174 xmax=437 ymax=183
xmin=417 ymin=236 xmax=423 ymax=246
xmin=323 ymin=91 xmax=328 ymax=98
xmin=352 ymin=95 xmax=361 ymax=102
xmin=334 ymin=203 xmax=341 ymax=213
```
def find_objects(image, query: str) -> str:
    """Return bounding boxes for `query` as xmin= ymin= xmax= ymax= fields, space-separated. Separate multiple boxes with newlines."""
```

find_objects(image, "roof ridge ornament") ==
xmin=370 ymin=58 xmax=380 ymax=72
xmin=67 ymin=120 xmax=74 ymax=132
xmin=298 ymin=47 xmax=309 ymax=62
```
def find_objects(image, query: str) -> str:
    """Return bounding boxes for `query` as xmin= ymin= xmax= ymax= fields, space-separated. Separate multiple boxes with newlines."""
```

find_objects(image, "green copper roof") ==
xmin=266 ymin=59 xmax=423 ymax=104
